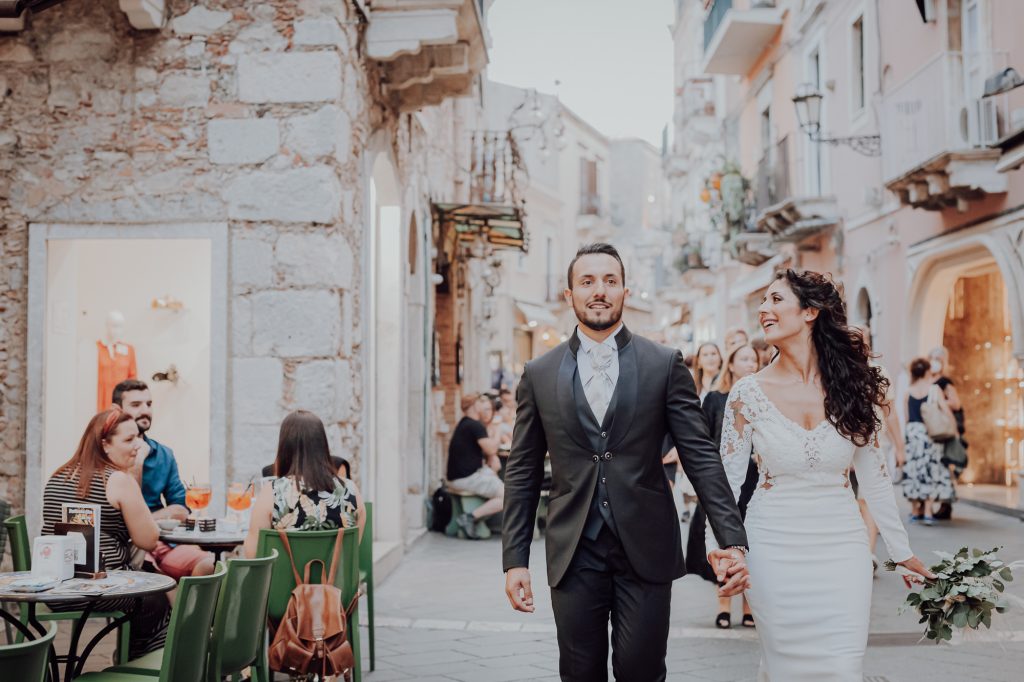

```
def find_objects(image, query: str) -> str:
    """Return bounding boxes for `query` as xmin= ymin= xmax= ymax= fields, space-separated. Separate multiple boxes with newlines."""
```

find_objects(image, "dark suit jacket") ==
xmin=502 ymin=326 xmax=748 ymax=587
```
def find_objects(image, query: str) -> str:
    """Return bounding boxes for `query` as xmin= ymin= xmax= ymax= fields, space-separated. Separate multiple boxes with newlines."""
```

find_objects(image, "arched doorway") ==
xmin=906 ymin=237 xmax=1024 ymax=486
xmin=366 ymin=146 xmax=405 ymax=551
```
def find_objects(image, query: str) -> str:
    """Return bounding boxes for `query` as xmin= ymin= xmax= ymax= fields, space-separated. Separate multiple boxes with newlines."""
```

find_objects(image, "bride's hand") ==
xmin=897 ymin=556 xmax=936 ymax=587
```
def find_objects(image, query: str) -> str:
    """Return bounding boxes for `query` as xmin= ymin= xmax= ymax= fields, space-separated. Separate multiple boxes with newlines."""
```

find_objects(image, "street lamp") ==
xmin=792 ymin=83 xmax=881 ymax=157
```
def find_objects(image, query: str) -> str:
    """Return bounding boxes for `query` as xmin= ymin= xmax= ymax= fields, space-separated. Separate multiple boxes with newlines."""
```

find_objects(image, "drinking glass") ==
xmin=186 ymin=483 xmax=212 ymax=530
xmin=226 ymin=482 xmax=253 ymax=527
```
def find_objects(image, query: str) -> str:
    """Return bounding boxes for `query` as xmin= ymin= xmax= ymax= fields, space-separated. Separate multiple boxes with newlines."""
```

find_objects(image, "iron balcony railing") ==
xmin=469 ymin=131 xmax=522 ymax=206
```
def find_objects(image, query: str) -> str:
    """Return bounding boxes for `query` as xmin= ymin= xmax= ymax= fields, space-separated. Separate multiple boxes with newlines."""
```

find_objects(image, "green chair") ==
xmin=0 ymin=622 xmax=57 ymax=682
xmin=105 ymin=552 xmax=277 ymax=682
xmin=76 ymin=563 xmax=226 ymax=682
xmin=3 ymin=515 xmax=130 ymax=662
xmin=257 ymin=527 xmax=362 ymax=682
xmin=1 ymin=499 xmax=15 ymax=643
xmin=359 ymin=502 xmax=375 ymax=671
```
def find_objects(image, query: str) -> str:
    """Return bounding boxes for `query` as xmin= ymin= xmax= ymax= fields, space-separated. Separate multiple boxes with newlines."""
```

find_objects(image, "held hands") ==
xmin=896 ymin=555 xmax=937 ymax=588
xmin=505 ymin=567 xmax=535 ymax=613
xmin=707 ymin=548 xmax=750 ymax=597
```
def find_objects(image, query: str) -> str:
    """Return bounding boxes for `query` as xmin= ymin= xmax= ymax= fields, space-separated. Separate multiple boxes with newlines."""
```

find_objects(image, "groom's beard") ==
xmin=573 ymin=300 xmax=623 ymax=332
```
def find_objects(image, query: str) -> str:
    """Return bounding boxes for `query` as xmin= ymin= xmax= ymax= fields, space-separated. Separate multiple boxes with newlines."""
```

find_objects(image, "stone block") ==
xmin=208 ymin=117 xmax=279 ymax=164
xmin=0 ymin=42 xmax=34 ymax=63
xmin=231 ymin=295 xmax=253 ymax=356
xmin=232 ymin=235 xmax=274 ymax=288
xmin=171 ymin=5 xmax=232 ymax=36
xmin=230 ymin=424 xmax=280 ymax=481
xmin=237 ymin=52 xmax=341 ymax=103
xmin=158 ymin=71 xmax=210 ymax=108
xmin=283 ymin=105 xmax=350 ymax=161
xmin=228 ymin=22 xmax=287 ymax=55
xmin=43 ymin=28 xmax=116 ymax=62
xmin=232 ymin=357 xmax=284 ymax=424
xmin=293 ymin=18 xmax=342 ymax=46
xmin=250 ymin=290 xmax=341 ymax=357
xmin=224 ymin=167 xmax=341 ymax=223
xmin=290 ymin=359 xmax=338 ymax=419
xmin=275 ymin=232 xmax=353 ymax=288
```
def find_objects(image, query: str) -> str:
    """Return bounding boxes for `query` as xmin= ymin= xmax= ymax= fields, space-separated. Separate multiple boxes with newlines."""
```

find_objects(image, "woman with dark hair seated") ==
xmin=244 ymin=410 xmax=364 ymax=558
xmin=42 ymin=407 xmax=170 ymax=658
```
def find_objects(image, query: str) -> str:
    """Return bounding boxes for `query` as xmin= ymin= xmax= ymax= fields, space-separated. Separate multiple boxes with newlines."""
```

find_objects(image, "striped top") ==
xmin=42 ymin=465 xmax=132 ymax=571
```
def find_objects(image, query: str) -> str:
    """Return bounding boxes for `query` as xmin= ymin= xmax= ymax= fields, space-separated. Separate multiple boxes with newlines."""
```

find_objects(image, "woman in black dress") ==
xmin=685 ymin=343 xmax=760 ymax=628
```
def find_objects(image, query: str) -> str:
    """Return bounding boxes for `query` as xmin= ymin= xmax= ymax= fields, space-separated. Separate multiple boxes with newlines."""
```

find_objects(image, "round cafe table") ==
xmin=0 ymin=570 xmax=175 ymax=682
xmin=160 ymin=525 xmax=246 ymax=562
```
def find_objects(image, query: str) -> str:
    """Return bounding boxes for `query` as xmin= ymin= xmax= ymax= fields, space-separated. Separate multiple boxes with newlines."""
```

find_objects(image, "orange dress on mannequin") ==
xmin=97 ymin=341 xmax=137 ymax=411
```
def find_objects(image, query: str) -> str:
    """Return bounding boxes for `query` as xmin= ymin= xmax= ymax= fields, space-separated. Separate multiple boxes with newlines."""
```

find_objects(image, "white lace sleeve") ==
xmin=705 ymin=380 xmax=753 ymax=553
xmin=853 ymin=438 xmax=913 ymax=563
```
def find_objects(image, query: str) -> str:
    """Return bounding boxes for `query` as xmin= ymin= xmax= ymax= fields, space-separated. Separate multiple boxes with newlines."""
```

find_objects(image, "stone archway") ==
xmin=904 ymin=223 xmax=1024 ymax=485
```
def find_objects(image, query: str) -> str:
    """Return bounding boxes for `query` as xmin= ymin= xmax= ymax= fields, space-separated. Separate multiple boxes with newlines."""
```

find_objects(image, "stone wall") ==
xmin=0 ymin=0 xmax=467 ymax=515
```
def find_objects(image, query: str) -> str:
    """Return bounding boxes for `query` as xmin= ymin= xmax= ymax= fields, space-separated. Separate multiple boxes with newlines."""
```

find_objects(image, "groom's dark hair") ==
xmin=567 ymin=243 xmax=625 ymax=289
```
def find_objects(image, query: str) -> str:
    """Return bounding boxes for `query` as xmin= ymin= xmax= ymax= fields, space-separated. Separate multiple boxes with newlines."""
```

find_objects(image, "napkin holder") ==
xmin=31 ymin=536 xmax=75 ymax=581
xmin=198 ymin=518 xmax=217 ymax=532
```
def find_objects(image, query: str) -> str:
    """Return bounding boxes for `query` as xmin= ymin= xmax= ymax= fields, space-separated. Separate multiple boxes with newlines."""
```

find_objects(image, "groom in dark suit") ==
xmin=502 ymin=243 xmax=750 ymax=681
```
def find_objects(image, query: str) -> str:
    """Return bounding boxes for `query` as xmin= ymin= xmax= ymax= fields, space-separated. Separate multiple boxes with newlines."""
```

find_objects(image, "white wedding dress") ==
xmin=707 ymin=375 xmax=913 ymax=681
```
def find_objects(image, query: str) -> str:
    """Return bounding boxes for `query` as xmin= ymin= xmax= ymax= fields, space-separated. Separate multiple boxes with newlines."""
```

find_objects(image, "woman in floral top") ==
xmin=244 ymin=410 xmax=364 ymax=558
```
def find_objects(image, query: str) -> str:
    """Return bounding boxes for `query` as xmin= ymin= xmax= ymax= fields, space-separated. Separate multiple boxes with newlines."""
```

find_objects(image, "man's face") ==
xmin=564 ymin=253 xmax=628 ymax=332
xmin=477 ymin=398 xmax=494 ymax=425
xmin=120 ymin=389 xmax=153 ymax=435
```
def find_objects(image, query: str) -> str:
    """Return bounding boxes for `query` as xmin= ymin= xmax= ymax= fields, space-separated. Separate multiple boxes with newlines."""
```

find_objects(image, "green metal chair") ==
xmin=359 ymin=502 xmax=375 ymax=671
xmin=76 ymin=562 xmax=226 ymax=682
xmin=106 ymin=552 xmax=277 ymax=682
xmin=257 ymin=526 xmax=362 ymax=682
xmin=0 ymin=622 xmax=57 ymax=682
xmin=3 ymin=515 xmax=130 ymax=662
xmin=1 ymin=499 xmax=15 ymax=643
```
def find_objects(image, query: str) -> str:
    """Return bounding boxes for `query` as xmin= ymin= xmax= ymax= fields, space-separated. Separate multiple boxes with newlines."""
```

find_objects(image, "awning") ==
xmin=515 ymin=301 xmax=558 ymax=328
xmin=432 ymin=201 xmax=527 ymax=259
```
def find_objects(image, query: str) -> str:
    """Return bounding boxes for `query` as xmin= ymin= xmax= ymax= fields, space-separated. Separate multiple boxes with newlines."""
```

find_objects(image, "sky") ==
xmin=485 ymin=0 xmax=675 ymax=148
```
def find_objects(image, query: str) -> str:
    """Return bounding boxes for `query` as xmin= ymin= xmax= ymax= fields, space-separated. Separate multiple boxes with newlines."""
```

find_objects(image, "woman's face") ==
xmin=730 ymin=347 xmax=759 ymax=380
xmin=698 ymin=344 xmax=722 ymax=374
xmin=759 ymin=279 xmax=814 ymax=344
xmin=102 ymin=419 xmax=142 ymax=469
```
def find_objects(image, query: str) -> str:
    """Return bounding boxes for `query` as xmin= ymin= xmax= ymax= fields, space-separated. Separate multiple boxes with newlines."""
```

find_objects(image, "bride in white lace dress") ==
xmin=707 ymin=270 xmax=933 ymax=681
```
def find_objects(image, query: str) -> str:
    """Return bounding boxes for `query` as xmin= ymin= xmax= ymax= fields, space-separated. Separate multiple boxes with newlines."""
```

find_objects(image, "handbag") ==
xmin=268 ymin=529 xmax=359 ymax=679
xmin=941 ymin=437 xmax=968 ymax=468
xmin=921 ymin=385 xmax=957 ymax=443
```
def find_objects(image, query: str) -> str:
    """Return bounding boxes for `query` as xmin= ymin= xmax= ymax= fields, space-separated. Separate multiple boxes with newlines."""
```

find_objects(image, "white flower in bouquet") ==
xmin=885 ymin=547 xmax=1018 ymax=642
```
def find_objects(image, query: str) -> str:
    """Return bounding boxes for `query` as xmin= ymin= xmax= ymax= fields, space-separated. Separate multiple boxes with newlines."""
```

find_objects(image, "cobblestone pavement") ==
xmin=367 ymin=498 xmax=1024 ymax=681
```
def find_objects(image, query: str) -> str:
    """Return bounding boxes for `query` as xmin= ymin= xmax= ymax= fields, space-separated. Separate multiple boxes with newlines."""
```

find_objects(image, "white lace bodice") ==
xmin=707 ymin=375 xmax=912 ymax=562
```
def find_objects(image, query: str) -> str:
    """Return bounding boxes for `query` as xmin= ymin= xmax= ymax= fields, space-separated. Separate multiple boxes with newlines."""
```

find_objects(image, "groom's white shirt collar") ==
xmin=576 ymin=323 xmax=623 ymax=390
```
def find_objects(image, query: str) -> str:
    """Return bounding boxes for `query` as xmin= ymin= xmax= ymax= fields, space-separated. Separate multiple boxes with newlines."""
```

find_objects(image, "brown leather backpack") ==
xmin=268 ymin=529 xmax=359 ymax=678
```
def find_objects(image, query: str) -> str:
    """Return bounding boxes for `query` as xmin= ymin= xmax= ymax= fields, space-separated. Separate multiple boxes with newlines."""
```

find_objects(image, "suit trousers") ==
xmin=550 ymin=525 xmax=672 ymax=682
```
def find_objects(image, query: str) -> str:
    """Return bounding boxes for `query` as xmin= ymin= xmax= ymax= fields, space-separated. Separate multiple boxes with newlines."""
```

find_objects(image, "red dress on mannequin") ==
xmin=97 ymin=340 xmax=137 ymax=411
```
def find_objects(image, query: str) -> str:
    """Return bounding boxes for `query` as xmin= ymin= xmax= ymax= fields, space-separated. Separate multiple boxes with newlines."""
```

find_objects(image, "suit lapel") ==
xmin=558 ymin=336 xmax=595 ymax=451
xmin=606 ymin=333 xmax=637 ymax=450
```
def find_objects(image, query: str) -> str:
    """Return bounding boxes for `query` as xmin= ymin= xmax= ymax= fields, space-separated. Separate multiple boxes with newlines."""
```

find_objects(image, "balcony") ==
xmin=702 ymin=0 xmax=782 ymax=76
xmin=988 ymin=70 xmax=1024 ymax=173
xmin=754 ymin=137 xmax=839 ymax=242
xmin=366 ymin=0 xmax=488 ymax=111
xmin=881 ymin=51 xmax=1008 ymax=211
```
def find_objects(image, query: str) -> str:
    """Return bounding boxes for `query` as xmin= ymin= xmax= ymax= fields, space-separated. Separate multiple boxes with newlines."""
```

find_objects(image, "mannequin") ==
xmin=96 ymin=310 xmax=137 ymax=411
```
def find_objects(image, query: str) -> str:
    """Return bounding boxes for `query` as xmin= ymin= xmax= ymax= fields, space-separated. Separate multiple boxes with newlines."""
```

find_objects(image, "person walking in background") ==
xmin=724 ymin=327 xmax=749 ymax=354
xmin=244 ymin=410 xmax=364 ymax=559
xmin=687 ymin=343 xmax=760 ymax=628
xmin=43 ymin=408 xmax=170 ymax=658
xmin=929 ymin=346 xmax=964 ymax=520
xmin=902 ymin=358 xmax=955 ymax=525
xmin=750 ymin=337 xmax=773 ymax=370
xmin=694 ymin=342 xmax=724 ymax=400
xmin=446 ymin=393 xmax=504 ymax=538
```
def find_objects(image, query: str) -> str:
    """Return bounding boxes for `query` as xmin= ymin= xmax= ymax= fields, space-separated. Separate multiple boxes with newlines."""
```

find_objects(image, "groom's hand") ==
xmin=505 ymin=567 xmax=535 ymax=613
xmin=708 ymin=548 xmax=750 ymax=597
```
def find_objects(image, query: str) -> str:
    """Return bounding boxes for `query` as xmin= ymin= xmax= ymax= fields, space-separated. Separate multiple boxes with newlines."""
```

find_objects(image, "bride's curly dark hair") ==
xmin=777 ymin=269 xmax=888 ymax=447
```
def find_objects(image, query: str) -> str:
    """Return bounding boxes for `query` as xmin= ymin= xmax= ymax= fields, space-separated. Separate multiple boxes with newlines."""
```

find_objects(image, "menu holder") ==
xmin=54 ymin=522 xmax=106 ymax=578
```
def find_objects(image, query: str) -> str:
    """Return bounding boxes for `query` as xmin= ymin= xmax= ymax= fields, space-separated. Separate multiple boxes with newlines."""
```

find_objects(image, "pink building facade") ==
xmin=673 ymin=0 xmax=1024 ymax=487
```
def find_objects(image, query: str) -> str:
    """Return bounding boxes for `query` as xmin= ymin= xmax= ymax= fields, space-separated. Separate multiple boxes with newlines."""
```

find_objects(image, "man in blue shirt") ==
xmin=114 ymin=380 xmax=214 ymax=579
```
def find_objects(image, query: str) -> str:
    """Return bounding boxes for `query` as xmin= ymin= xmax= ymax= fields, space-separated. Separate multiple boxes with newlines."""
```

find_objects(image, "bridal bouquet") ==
xmin=885 ymin=547 xmax=1016 ymax=642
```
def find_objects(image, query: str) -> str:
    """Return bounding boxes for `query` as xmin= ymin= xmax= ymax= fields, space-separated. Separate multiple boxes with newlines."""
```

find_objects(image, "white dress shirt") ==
xmin=576 ymin=324 xmax=624 ymax=417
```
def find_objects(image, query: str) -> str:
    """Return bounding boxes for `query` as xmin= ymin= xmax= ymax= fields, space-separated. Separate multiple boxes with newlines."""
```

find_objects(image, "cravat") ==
xmin=586 ymin=342 xmax=615 ymax=425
